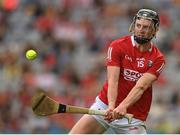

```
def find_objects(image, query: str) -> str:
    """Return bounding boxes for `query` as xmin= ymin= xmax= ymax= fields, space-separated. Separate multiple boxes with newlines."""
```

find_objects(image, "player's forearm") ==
xmin=120 ymin=86 xmax=145 ymax=108
xmin=107 ymin=66 xmax=120 ymax=109
xmin=107 ymin=82 xmax=118 ymax=108
xmin=121 ymin=73 xmax=156 ymax=108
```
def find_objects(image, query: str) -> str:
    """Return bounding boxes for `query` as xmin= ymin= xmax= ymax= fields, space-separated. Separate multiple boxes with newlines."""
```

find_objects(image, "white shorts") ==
xmin=90 ymin=96 xmax=147 ymax=134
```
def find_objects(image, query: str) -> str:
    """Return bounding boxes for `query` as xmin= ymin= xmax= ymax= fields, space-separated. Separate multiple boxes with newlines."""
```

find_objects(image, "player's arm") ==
xmin=107 ymin=66 xmax=120 ymax=109
xmin=120 ymin=73 xmax=156 ymax=108
xmin=112 ymin=73 xmax=157 ymax=119
xmin=104 ymin=40 xmax=122 ymax=121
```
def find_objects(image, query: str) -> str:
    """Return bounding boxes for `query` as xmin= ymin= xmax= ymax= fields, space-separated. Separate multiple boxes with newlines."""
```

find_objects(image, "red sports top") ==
xmin=98 ymin=35 xmax=165 ymax=121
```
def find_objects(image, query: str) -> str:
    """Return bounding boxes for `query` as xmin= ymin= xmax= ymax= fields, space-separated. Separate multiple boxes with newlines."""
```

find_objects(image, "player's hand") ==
xmin=111 ymin=104 xmax=127 ymax=120
xmin=104 ymin=107 xmax=114 ymax=122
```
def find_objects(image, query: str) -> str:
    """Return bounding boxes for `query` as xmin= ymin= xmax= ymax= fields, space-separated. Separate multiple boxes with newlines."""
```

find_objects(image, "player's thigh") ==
xmin=69 ymin=114 xmax=106 ymax=134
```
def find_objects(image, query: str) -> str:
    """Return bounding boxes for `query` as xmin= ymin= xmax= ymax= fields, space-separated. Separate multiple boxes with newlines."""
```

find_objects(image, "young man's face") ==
xmin=134 ymin=18 xmax=156 ymax=39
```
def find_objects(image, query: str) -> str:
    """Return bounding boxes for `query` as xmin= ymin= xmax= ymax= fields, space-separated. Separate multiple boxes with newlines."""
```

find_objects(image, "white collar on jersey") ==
xmin=131 ymin=35 xmax=152 ymax=52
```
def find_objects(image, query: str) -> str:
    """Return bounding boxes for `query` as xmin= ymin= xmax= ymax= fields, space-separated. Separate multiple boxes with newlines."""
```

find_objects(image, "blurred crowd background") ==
xmin=0 ymin=0 xmax=180 ymax=134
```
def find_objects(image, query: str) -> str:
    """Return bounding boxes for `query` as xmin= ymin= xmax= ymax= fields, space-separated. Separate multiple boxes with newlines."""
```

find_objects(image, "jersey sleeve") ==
xmin=106 ymin=40 xmax=122 ymax=67
xmin=147 ymin=56 xmax=165 ymax=78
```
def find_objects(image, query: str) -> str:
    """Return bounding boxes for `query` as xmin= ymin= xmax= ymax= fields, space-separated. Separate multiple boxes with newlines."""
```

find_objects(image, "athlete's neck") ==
xmin=135 ymin=42 xmax=151 ymax=52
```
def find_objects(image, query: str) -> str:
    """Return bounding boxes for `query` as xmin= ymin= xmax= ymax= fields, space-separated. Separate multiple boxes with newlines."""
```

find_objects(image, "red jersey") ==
xmin=98 ymin=35 xmax=165 ymax=121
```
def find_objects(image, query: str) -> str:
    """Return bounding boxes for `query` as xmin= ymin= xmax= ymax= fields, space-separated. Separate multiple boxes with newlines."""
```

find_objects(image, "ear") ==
xmin=129 ymin=22 xmax=135 ymax=33
xmin=155 ymin=27 xmax=159 ymax=33
xmin=152 ymin=26 xmax=159 ymax=36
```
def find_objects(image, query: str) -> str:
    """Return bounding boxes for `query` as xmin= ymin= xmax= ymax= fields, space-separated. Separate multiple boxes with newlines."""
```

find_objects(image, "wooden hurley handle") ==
xmin=66 ymin=105 xmax=133 ymax=124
